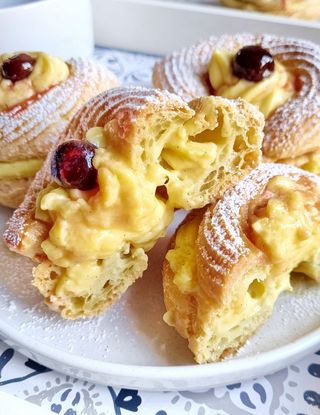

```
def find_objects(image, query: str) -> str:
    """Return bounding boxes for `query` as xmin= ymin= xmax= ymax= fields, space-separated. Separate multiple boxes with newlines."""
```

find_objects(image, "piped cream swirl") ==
xmin=0 ymin=52 xmax=69 ymax=110
xmin=208 ymin=49 xmax=295 ymax=118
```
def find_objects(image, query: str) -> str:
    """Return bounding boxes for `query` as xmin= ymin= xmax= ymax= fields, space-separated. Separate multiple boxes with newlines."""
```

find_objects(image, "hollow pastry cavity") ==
xmin=4 ymin=87 xmax=263 ymax=318
xmin=0 ymin=52 xmax=118 ymax=208
xmin=153 ymin=34 xmax=320 ymax=167
xmin=163 ymin=163 xmax=320 ymax=363
xmin=220 ymin=0 xmax=320 ymax=20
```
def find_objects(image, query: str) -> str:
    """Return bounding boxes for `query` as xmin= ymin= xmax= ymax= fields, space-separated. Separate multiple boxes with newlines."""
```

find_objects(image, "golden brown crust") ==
xmin=153 ymin=34 xmax=320 ymax=162
xmin=0 ymin=57 xmax=119 ymax=207
xmin=4 ymin=87 xmax=263 ymax=258
xmin=196 ymin=163 xmax=320 ymax=302
xmin=3 ymin=87 xmax=191 ymax=256
xmin=33 ymin=249 xmax=148 ymax=319
xmin=4 ymin=86 xmax=264 ymax=318
xmin=163 ymin=163 xmax=320 ymax=363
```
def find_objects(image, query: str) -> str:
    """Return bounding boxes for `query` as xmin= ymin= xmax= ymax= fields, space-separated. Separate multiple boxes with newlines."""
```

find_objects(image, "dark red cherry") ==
xmin=1 ymin=53 xmax=36 ymax=82
xmin=232 ymin=45 xmax=275 ymax=83
xmin=51 ymin=140 xmax=97 ymax=190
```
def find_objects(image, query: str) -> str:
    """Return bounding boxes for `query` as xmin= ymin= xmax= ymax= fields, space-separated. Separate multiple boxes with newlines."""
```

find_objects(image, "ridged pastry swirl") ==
xmin=163 ymin=163 xmax=320 ymax=363
xmin=220 ymin=0 xmax=320 ymax=20
xmin=4 ymin=86 xmax=263 ymax=318
xmin=153 ymin=34 xmax=320 ymax=164
xmin=0 ymin=57 xmax=118 ymax=207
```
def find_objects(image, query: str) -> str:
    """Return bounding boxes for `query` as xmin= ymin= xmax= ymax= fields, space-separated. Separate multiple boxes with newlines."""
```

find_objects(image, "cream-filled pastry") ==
xmin=4 ymin=86 xmax=263 ymax=319
xmin=208 ymin=46 xmax=295 ymax=118
xmin=153 ymin=34 xmax=320 ymax=172
xmin=220 ymin=0 xmax=320 ymax=20
xmin=0 ymin=51 xmax=118 ymax=207
xmin=163 ymin=163 xmax=320 ymax=364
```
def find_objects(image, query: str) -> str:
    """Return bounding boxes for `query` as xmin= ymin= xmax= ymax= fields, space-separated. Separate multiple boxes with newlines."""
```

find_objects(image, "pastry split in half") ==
xmin=4 ymin=86 xmax=263 ymax=319
xmin=163 ymin=163 xmax=320 ymax=364
xmin=0 ymin=51 xmax=118 ymax=208
xmin=220 ymin=0 xmax=320 ymax=20
xmin=153 ymin=34 xmax=320 ymax=172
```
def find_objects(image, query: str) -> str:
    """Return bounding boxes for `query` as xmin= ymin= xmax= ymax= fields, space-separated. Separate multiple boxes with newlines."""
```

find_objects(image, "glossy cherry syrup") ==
xmin=51 ymin=140 xmax=97 ymax=190
xmin=1 ymin=53 xmax=35 ymax=82
xmin=232 ymin=45 xmax=275 ymax=83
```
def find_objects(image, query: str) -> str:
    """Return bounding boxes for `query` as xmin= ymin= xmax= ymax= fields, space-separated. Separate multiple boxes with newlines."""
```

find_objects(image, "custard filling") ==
xmin=0 ymin=158 xmax=44 ymax=180
xmin=164 ymin=213 xmax=290 ymax=353
xmin=35 ymin=97 xmax=260 ymax=298
xmin=251 ymin=176 xmax=320 ymax=275
xmin=208 ymin=49 xmax=295 ymax=118
xmin=300 ymin=152 xmax=320 ymax=175
xmin=0 ymin=52 xmax=69 ymax=110
xmin=166 ymin=215 xmax=202 ymax=294
xmin=165 ymin=175 xmax=320 ymax=358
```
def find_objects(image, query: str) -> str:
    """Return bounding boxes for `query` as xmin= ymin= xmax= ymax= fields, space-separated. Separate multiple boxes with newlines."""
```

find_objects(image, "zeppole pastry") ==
xmin=163 ymin=163 xmax=320 ymax=364
xmin=220 ymin=0 xmax=320 ymax=20
xmin=153 ymin=34 xmax=320 ymax=171
xmin=0 ymin=51 xmax=118 ymax=208
xmin=4 ymin=86 xmax=263 ymax=319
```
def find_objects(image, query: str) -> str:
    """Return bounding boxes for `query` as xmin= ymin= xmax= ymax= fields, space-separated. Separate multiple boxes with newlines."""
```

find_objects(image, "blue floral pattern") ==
xmin=0 ymin=47 xmax=319 ymax=414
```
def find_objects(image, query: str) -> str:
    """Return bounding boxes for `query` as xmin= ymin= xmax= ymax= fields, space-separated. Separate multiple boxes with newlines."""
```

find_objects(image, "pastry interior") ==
xmin=208 ymin=45 xmax=320 ymax=174
xmin=152 ymin=34 xmax=320 ymax=175
xmin=12 ymin=89 xmax=263 ymax=318
xmin=163 ymin=164 xmax=320 ymax=363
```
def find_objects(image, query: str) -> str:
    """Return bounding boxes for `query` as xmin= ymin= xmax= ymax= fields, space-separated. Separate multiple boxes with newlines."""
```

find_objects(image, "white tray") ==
xmin=93 ymin=0 xmax=320 ymax=54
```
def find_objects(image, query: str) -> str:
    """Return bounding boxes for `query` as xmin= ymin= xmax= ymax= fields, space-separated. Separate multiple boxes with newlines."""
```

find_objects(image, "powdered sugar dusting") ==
xmin=65 ymin=86 xmax=189 ymax=141
xmin=236 ymin=281 xmax=320 ymax=358
xmin=200 ymin=163 xmax=320 ymax=274
xmin=0 ymin=207 xmax=193 ymax=364
xmin=153 ymin=33 xmax=320 ymax=160
xmin=0 ymin=202 xmax=319 ymax=365
xmin=0 ymin=58 xmax=118 ymax=161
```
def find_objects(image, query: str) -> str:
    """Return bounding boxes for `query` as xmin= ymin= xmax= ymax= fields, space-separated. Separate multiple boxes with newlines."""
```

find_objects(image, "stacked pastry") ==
xmin=3 ymin=35 xmax=320 ymax=365
xmin=0 ymin=51 xmax=118 ymax=207
xmin=220 ymin=0 xmax=320 ymax=20
xmin=154 ymin=33 xmax=320 ymax=363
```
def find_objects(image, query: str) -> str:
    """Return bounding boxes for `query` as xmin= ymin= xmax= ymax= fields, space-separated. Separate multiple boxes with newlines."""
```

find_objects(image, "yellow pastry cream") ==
xmin=167 ymin=175 xmax=320 ymax=298
xmin=208 ymin=48 xmax=295 ymax=118
xmin=295 ymin=151 xmax=320 ymax=176
xmin=0 ymin=52 xmax=69 ymax=110
xmin=0 ymin=158 xmax=43 ymax=180
xmin=33 ymin=93 xmax=262 ymax=316
xmin=250 ymin=175 xmax=320 ymax=278
xmin=164 ymin=173 xmax=320 ymax=362
xmin=35 ymin=127 xmax=174 ymax=298
xmin=165 ymin=214 xmax=202 ymax=295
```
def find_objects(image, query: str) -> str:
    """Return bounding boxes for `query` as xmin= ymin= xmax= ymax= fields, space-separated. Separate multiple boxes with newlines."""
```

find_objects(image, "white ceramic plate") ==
xmin=0 ymin=206 xmax=319 ymax=391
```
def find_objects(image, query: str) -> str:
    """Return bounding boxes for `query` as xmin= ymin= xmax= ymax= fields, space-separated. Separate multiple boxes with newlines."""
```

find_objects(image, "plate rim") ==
xmin=0 ymin=315 xmax=319 ymax=381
